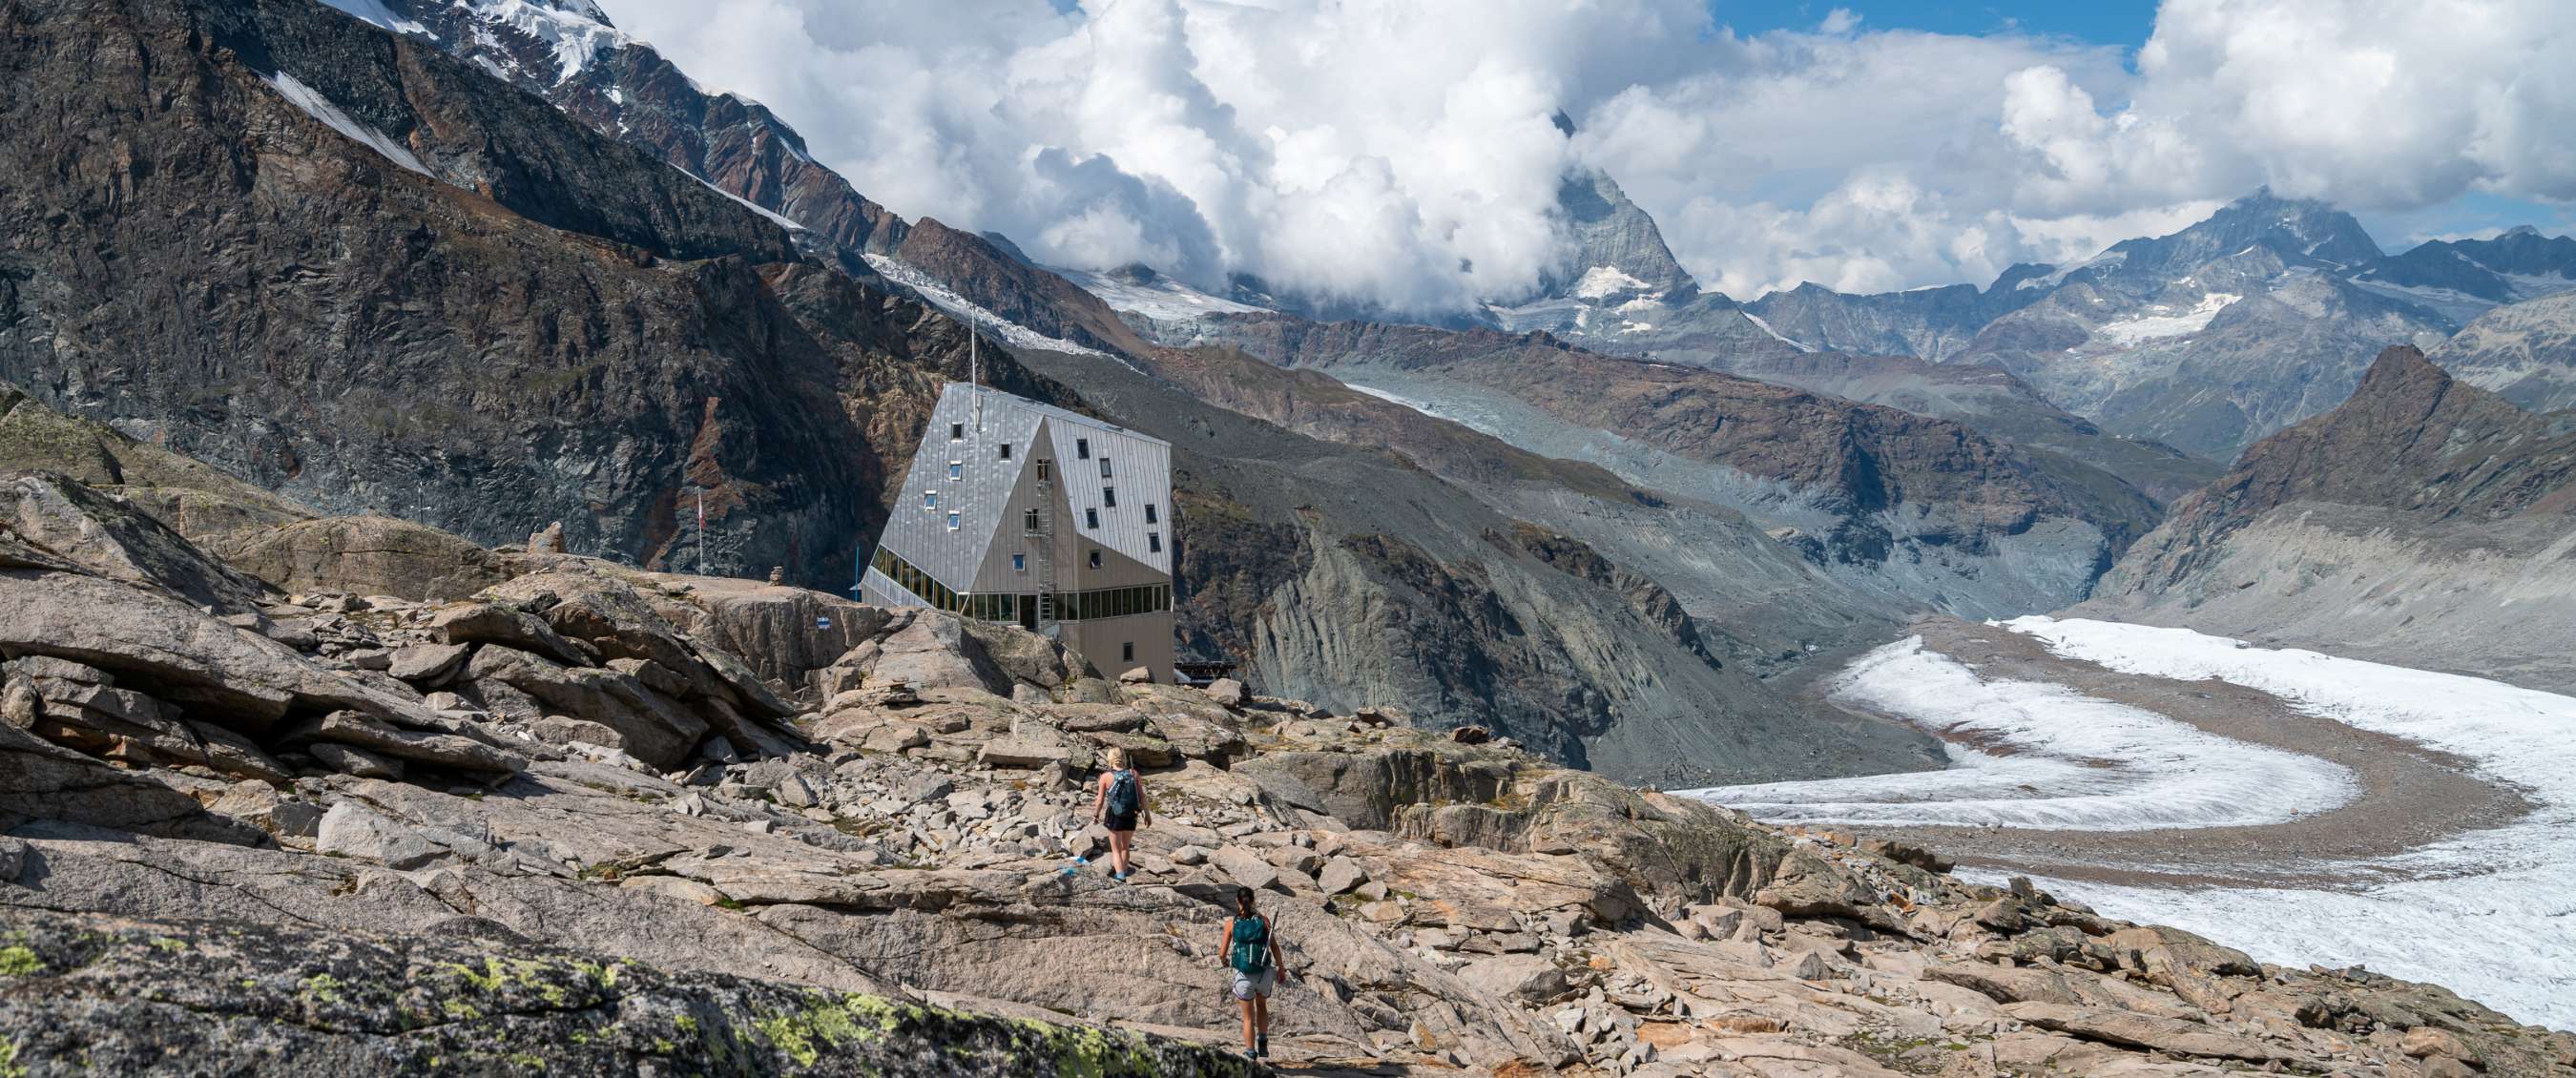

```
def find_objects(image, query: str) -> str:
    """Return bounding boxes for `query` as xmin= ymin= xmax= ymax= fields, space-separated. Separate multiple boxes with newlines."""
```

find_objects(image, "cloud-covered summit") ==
xmin=595 ymin=0 xmax=2576 ymax=313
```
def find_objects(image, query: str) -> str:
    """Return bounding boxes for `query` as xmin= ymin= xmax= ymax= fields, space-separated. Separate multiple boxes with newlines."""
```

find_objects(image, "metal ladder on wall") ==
xmin=1032 ymin=467 xmax=1060 ymax=633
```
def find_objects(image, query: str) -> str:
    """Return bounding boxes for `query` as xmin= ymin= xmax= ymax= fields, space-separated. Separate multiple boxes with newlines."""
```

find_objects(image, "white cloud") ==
xmin=594 ymin=0 xmax=2576 ymax=309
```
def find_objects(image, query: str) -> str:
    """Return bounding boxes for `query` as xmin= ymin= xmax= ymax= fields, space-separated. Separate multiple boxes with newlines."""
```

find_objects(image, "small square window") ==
xmin=1145 ymin=504 xmax=1158 ymax=524
xmin=947 ymin=461 xmax=963 ymax=480
xmin=949 ymin=423 xmax=965 ymax=441
xmin=924 ymin=491 xmax=938 ymax=509
xmin=999 ymin=444 xmax=1012 ymax=460
xmin=1121 ymin=642 xmax=1134 ymax=662
xmin=1085 ymin=508 xmax=1100 ymax=529
xmin=1099 ymin=458 xmax=1112 ymax=479
xmin=1075 ymin=438 xmax=1091 ymax=460
xmin=946 ymin=511 xmax=961 ymax=531
xmin=1148 ymin=532 xmax=1162 ymax=553
xmin=1103 ymin=487 xmax=1118 ymax=508
xmin=1089 ymin=549 xmax=1103 ymax=569
xmin=1012 ymin=553 xmax=1026 ymax=572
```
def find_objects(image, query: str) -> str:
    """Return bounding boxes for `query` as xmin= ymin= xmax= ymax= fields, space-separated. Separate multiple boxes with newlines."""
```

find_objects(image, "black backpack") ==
xmin=1106 ymin=768 xmax=1140 ymax=817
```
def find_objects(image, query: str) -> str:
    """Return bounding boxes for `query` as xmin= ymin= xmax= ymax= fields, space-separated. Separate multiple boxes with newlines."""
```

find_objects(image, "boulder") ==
xmin=464 ymin=646 xmax=705 ymax=768
xmin=1459 ymin=954 xmax=1568 ymax=1003
xmin=278 ymin=711 xmax=524 ymax=775
xmin=2401 ymin=1026 xmax=2481 ymax=1065
xmin=1208 ymin=845 xmax=1283 ymax=893
xmin=0 ymin=723 xmax=264 ymax=843
xmin=314 ymin=801 xmax=442 ymax=869
xmin=0 ymin=472 xmax=276 ymax=614
xmin=530 ymin=715 xmax=625 ymax=751
xmin=386 ymin=643 xmax=471 ymax=686
xmin=977 ymin=736 xmax=1084 ymax=771
xmin=860 ymin=613 xmax=1008 ymax=696
xmin=1753 ymin=849 xmax=1879 ymax=922
xmin=648 ymin=575 xmax=891 ymax=692
xmin=0 ymin=569 xmax=449 ymax=733
xmin=2000 ymin=1003 xmax=2294 ymax=1063
xmin=434 ymin=602 xmax=592 ymax=667
xmin=1117 ymin=667 xmax=1153 ymax=684
xmin=1132 ymin=693 xmax=1247 ymax=764
xmin=1203 ymin=677 xmax=1246 ymax=708
xmin=307 ymin=742 xmax=403 ymax=779
xmin=215 ymin=514 xmax=516 ymax=601
xmin=1317 ymin=857 xmax=1368 ymax=895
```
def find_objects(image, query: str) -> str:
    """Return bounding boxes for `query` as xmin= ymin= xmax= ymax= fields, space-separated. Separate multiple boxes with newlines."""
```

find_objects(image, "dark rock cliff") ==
xmin=0 ymin=0 xmax=1031 ymax=589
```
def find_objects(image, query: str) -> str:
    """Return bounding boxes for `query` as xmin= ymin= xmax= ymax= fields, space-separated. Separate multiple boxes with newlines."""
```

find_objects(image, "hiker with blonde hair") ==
xmin=1219 ymin=885 xmax=1290 ymax=1060
xmin=1089 ymin=745 xmax=1150 ymax=881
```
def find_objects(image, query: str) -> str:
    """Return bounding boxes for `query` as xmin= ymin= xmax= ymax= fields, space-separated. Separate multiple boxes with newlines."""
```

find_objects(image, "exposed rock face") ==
xmin=1174 ymin=316 xmax=2159 ymax=620
xmin=2085 ymin=345 xmax=2576 ymax=690
xmin=0 ymin=471 xmax=279 ymax=615
xmin=2429 ymin=288 xmax=2576 ymax=412
xmin=1015 ymin=348 xmax=1938 ymax=787
xmin=215 ymin=514 xmax=519 ymax=601
xmin=1533 ymin=170 xmax=1696 ymax=303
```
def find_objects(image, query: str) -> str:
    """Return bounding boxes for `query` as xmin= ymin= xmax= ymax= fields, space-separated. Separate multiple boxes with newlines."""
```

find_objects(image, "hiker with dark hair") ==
xmin=1219 ymin=885 xmax=1290 ymax=1060
xmin=1088 ymin=746 xmax=1150 ymax=881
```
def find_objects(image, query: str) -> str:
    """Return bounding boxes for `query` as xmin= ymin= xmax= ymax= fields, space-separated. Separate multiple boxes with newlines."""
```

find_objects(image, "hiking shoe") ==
xmin=1256 ymin=1034 xmax=1267 ymax=1059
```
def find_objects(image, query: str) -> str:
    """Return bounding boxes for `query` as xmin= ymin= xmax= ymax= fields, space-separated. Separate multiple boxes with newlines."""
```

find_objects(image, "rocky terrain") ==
xmin=2426 ymin=289 xmax=2576 ymax=413
xmin=3 ymin=455 xmax=2570 ymax=1076
xmin=2082 ymin=345 xmax=2576 ymax=693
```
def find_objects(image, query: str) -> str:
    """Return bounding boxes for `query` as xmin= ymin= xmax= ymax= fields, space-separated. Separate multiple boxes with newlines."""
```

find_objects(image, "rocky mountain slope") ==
xmin=2082 ymin=345 xmax=2576 ymax=692
xmin=2427 ymin=288 xmax=2576 ymax=413
xmin=0 ymin=0 xmax=1035 ymax=586
xmin=1171 ymin=316 xmax=2163 ymax=621
xmin=1948 ymin=193 xmax=2452 ymax=460
xmin=3 ymin=466 xmax=2567 ymax=1075
xmin=1000 ymin=347 xmax=1934 ymax=786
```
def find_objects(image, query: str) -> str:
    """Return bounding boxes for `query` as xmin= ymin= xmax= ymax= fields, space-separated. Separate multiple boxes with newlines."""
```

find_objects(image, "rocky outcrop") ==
xmin=2086 ymin=345 xmax=2576 ymax=690
xmin=214 ymin=514 xmax=521 ymax=602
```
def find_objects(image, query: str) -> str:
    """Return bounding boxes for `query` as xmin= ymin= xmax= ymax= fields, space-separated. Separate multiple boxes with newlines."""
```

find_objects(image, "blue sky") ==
xmin=1713 ymin=1 xmax=2160 ymax=45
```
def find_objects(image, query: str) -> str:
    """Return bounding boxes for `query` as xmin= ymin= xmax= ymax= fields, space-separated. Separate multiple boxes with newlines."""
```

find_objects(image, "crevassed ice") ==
xmin=1681 ymin=635 xmax=2358 ymax=830
xmin=261 ymin=73 xmax=434 ymax=179
xmin=2002 ymin=617 xmax=2576 ymax=1026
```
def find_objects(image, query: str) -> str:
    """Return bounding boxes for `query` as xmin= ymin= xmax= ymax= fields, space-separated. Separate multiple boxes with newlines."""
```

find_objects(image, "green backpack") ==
xmin=1230 ymin=915 xmax=1272 ymax=975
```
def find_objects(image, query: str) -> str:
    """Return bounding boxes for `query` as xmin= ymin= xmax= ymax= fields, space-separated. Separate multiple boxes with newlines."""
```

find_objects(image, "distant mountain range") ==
xmin=1100 ymin=174 xmax=2576 ymax=467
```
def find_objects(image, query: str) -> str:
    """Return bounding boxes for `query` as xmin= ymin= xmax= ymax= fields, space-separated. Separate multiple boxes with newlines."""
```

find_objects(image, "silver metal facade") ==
xmin=857 ymin=383 xmax=1176 ymax=681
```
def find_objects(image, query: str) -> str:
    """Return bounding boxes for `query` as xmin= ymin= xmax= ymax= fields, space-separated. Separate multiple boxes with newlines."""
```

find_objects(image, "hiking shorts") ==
xmin=1105 ymin=811 xmax=1138 ymax=833
xmin=1231 ymin=966 xmax=1277 ymax=1000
